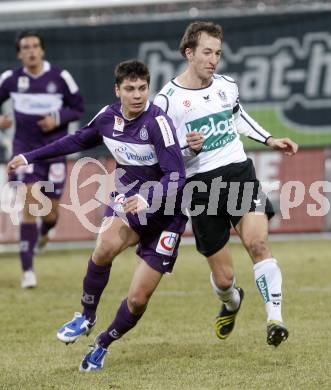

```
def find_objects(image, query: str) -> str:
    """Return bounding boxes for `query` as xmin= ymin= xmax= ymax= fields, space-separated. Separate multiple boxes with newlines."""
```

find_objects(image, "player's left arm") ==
xmin=8 ymin=118 xmax=103 ymax=173
xmin=233 ymin=83 xmax=298 ymax=155
xmin=235 ymin=106 xmax=298 ymax=155
xmin=265 ymin=136 xmax=298 ymax=156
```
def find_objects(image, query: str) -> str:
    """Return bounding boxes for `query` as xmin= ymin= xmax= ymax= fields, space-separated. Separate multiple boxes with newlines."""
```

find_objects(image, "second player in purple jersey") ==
xmin=9 ymin=59 xmax=187 ymax=372
xmin=0 ymin=30 xmax=84 ymax=288
xmin=0 ymin=41 xmax=83 ymax=156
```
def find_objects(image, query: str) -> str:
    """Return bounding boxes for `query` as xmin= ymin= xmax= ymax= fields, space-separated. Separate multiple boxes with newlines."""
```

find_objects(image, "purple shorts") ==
xmin=9 ymin=161 xmax=67 ymax=199
xmin=105 ymin=194 xmax=188 ymax=274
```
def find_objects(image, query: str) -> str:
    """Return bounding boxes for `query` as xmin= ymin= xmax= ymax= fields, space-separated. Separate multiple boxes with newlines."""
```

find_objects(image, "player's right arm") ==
xmin=7 ymin=154 xmax=27 ymax=171
xmin=7 ymin=114 xmax=104 ymax=173
xmin=185 ymin=131 xmax=204 ymax=153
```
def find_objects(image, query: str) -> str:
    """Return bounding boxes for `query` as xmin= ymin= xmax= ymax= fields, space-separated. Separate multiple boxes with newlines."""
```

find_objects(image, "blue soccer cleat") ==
xmin=79 ymin=339 xmax=108 ymax=372
xmin=57 ymin=312 xmax=96 ymax=344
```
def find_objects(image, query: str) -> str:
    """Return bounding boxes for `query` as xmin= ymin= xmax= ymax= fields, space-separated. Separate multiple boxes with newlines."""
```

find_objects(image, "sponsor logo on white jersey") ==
xmin=156 ymin=231 xmax=179 ymax=256
xmin=186 ymin=111 xmax=236 ymax=151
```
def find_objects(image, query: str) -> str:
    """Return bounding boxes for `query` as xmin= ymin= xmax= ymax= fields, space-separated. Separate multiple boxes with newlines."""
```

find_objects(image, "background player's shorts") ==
xmin=9 ymin=161 xmax=67 ymax=199
xmin=188 ymin=158 xmax=274 ymax=257
xmin=105 ymin=194 xmax=188 ymax=274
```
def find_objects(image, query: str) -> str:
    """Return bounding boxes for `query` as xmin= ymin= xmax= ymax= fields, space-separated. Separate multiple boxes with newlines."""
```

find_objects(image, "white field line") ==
xmin=155 ymin=285 xmax=331 ymax=296
xmin=1 ymin=232 xmax=331 ymax=254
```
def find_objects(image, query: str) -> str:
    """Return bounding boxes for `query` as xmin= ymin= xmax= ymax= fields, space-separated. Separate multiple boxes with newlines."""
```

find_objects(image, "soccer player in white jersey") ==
xmin=154 ymin=21 xmax=298 ymax=347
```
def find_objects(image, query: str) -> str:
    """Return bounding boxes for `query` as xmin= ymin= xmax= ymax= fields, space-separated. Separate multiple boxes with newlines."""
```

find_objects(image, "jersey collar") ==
xmin=23 ymin=60 xmax=50 ymax=79
xmin=171 ymin=77 xmax=214 ymax=91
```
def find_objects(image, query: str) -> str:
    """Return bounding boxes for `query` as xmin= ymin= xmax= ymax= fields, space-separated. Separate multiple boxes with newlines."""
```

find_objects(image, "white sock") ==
xmin=253 ymin=258 xmax=283 ymax=322
xmin=210 ymin=273 xmax=240 ymax=312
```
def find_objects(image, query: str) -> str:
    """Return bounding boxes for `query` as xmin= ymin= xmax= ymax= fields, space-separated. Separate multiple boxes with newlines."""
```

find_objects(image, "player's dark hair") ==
xmin=115 ymin=60 xmax=150 ymax=86
xmin=15 ymin=30 xmax=45 ymax=52
xmin=179 ymin=21 xmax=223 ymax=58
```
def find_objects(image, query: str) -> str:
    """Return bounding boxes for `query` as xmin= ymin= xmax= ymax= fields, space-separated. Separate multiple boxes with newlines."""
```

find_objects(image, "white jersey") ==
xmin=154 ymin=74 xmax=271 ymax=178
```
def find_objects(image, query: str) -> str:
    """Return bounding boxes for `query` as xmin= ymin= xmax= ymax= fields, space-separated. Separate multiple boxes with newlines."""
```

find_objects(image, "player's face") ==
xmin=187 ymin=32 xmax=222 ymax=81
xmin=17 ymin=36 xmax=44 ymax=71
xmin=116 ymin=78 xmax=149 ymax=119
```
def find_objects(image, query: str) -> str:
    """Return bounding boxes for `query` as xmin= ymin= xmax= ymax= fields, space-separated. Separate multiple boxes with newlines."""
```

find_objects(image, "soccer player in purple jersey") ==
xmin=0 ymin=30 xmax=84 ymax=288
xmin=8 ymin=60 xmax=187 ymax=372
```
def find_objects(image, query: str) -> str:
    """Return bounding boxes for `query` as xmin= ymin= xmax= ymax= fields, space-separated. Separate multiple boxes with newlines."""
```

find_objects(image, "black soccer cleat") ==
xmin=267 ymin=321 xmax=289 ymax=347
xmin=34 ymin=233 xmax=49 ymax=255
xmin=214 ymin=287 xmax=244 ymax=340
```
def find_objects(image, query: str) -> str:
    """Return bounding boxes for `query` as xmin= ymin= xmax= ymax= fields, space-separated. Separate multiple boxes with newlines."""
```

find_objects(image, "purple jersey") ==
xmin=23 ymin=101 xmax=186 ymax=210
xmin=0 ymin=61 xmax=84 ymax=161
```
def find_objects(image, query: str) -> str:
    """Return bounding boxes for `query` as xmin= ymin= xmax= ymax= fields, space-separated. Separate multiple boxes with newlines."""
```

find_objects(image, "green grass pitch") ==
xmin=0 ymin=240 xmax=330 ymax=389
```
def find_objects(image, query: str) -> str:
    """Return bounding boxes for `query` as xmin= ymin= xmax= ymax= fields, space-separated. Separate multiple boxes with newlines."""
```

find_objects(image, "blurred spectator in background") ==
xmin=0 ymin=30 xmax=84 ymax=288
